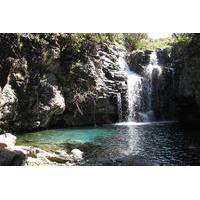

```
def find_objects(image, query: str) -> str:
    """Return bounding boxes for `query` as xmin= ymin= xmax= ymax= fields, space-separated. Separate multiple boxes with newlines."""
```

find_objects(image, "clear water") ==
xmin=17 ymin=122 xmax=200 ymax=165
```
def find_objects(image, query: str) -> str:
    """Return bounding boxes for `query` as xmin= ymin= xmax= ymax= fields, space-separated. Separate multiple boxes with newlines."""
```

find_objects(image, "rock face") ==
xmin=173 ymin=34 xmax=200 ymax=124
xmin=0 ymin=34 xmax=127 ymax=133
xmin=1 ymin=33 xmax=200 ymax=131
xmin=146 ymin=35 xmax=200 ymax=124
xmin=126 ymin=50 xmax=151 ymax=75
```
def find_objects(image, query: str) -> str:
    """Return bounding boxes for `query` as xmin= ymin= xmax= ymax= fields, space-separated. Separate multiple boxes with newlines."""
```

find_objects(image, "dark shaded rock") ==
xmin=173 ymin=34 xmax=200 ymax=124
xmin=0 ymin=149 xmax=26 ymax=166
xmin=157 ymin=48 xmax=172 ymax=67
xmin=126 ymin=50 xmax=151 ymax=75
xmin=80 ymin=39 xmax=97 ymax=57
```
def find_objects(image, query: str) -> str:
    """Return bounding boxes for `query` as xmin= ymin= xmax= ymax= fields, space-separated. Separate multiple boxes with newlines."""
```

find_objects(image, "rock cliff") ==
xmin=173 ymin=34 xmax=200 ymax=124
xmin=0 ymin=34 xmax=127 ymax=133
xmin=1 ymin=33 xmax=200 ymax=133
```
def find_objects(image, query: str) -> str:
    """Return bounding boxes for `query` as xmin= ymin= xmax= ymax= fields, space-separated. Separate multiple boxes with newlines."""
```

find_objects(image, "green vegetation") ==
xmin=169 ymin=33 xmax=192 ymax=48
xmin=122 ymin=33 xmax=148 ymax=50
xmin=62 ymin=33 xmax=193 ymax=62
xmin=68 ymin=33 xmax=191 ymax=51
xmin=67 ymin=33 xmax=149 ymax=54
xmin=127 ymin=34 xmax=192 ymax=50
xmin=126 ymin=33 xmax=193 ymax=50
xmin=168 ymin=34 xmax=193 ymax=58
xmin=70 ymin=33 xmax=122 ymax=45
xmin=138 ymin=37 xmax=173 ymax=49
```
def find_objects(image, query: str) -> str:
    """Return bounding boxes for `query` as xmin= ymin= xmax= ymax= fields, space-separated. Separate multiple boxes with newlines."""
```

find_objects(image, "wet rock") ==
xmin=126 ymin=50 xmax=151 ymax=75
xmin=157 ymin=48 xmax=172 ymax=67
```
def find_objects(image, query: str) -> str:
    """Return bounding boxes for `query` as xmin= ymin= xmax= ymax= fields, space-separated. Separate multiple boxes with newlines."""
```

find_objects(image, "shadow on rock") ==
xmin=0 ymin=149 xmax=26 ymax=166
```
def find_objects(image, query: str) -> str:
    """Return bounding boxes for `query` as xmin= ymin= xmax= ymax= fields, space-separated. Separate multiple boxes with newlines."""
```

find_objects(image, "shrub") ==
xmin=122 ymin=33 xmax=148 ymax=50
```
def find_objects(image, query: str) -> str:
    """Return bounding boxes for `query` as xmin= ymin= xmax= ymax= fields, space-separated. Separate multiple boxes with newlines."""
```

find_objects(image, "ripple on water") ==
xmin=16 ymin=122 xmax=200 ymax=165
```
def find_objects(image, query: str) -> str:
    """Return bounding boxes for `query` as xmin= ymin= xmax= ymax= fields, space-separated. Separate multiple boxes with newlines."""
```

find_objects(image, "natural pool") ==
xmin=17 ymin=121 xmax=200 ymax=165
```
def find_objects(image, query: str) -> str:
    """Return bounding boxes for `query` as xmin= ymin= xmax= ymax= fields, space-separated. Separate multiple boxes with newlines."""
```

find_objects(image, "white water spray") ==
xmin=144 ymin=51 xmax=162 ymax=120
xmin=118 ymin=51 xmax=163 ymax=122
xmin=118 ymin=57 xmax=142 ymax=122
xmin=117 ymin=93 xmax=122 ymax=122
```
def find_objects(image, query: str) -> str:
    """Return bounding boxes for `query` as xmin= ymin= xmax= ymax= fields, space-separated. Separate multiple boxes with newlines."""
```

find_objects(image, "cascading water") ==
xmin=144 ymin=51 xmax=162 ymax=121
xmin=118 ymin=51 xmax=164 ymax=123
xmin=118 ymin=57 xmax=142 ymax=122
xmin=117 ymin=93 xmax=122 ymax=122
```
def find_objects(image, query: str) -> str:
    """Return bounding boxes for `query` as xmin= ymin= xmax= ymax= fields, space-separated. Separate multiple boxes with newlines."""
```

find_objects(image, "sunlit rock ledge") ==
xmin=0 ymin=132 xmax=84 ymax=166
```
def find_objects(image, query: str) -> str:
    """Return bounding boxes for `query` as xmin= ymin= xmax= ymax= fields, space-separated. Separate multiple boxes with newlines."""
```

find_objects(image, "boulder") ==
xmin=71 ymin=149 xmax=83 ymax=161
xmin=46 ymin=153 xmax=72 ymax=163
xmin=0 ymin=143 xmax=7 ymax=150
xmin=0 ymin=149 xmax=26 ymax=166
xmin=0 ymin=133 xmax=16 ymax=148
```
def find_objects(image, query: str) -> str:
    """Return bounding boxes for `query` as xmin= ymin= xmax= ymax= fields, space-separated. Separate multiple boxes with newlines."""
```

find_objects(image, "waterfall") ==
xmin=144 ymin=51 xmax=162 ymax=121
xmin=117 ymin=93 xmax=122 ymax=122
xmin=118 ymin=57 xmax=142 ymax=122
xmin=126 ymin=73 xmax=142 ymax=121
xmin=118 ymin=51 xmax=168 ymax=123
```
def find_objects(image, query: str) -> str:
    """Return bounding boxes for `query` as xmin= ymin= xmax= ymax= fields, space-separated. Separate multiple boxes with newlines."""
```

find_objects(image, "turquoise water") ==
xmin=17 ymin=122 xmax=200 ymax=165
xmin=17 ymin=126 xmax=119 ymax=145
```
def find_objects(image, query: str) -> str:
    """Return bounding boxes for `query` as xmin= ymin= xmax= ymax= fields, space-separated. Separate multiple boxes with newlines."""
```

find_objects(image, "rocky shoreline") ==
xmin=0 ymin=132 xmax=84 ymax=166
xmin=0 ymin=132 xmax=155 ymax=166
